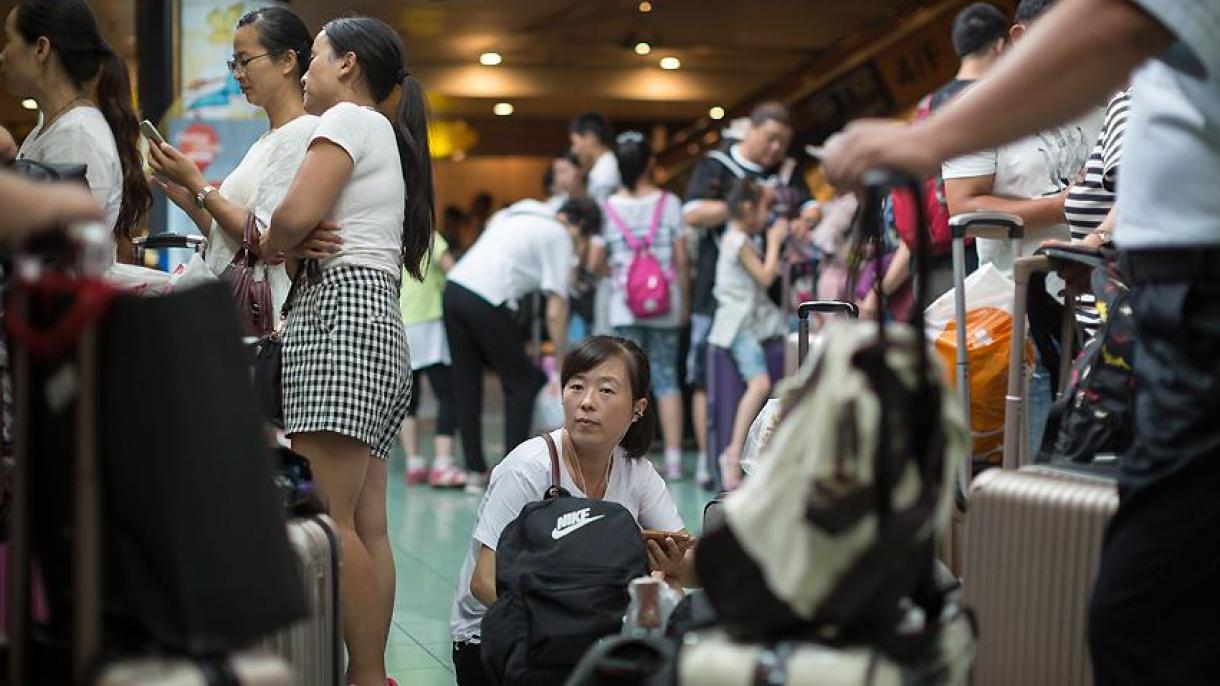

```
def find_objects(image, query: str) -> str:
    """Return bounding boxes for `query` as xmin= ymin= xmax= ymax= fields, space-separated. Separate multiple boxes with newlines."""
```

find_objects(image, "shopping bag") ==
xmin=924 ymin=263 xmax=1033 ymax=466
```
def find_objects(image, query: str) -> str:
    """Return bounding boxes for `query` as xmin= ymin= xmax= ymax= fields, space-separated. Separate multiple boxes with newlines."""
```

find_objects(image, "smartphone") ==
xmin=140 ymin=119 xmax=166 ymax=147
xmin=641 ymin=529 xmax=695 ymax=552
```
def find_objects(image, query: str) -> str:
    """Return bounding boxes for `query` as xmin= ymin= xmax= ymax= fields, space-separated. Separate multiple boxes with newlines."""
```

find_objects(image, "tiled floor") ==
xmin=382 ymin=418 xmax=710 ymax=684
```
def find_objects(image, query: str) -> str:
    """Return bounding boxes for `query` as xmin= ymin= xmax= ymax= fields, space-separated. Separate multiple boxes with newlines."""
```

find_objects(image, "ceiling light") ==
xmin=634 ymin=42 xmax=652 ymax=56
xmin=659 ymin=56 xmax=680 ymax=70
xmin=709 ymin=106 xmax=725 ymax=120
xmin=479 ymin=52 xmax=502 ymax=66
xmin=493 ymin=102 xmax=514 ymax=116
xmin=21 ymin=99 xmax=37 ymax=110
xmin=638 ymin=1 xmax=652 ymax=12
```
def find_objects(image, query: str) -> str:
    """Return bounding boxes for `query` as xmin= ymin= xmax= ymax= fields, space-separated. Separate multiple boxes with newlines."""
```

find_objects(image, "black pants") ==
xmin=453 ymin=641 xmax=488 ymax=686
xmin=1088 ymin=251 xmax=1220 ymax=685
xmin=405 ymin=363 xmax=457 ymax=437
xmin=443 ymin=282 xmax=546 ymax=474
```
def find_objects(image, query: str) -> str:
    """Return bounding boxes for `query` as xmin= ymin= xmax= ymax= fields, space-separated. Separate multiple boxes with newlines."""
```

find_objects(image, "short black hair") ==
xmin=1015 ymin=0 xmax=1055 ymax=23
xmin=557 ymin=197 xmax=603 ymax=238
xmin=749 ymin=101 xmax=792 ymax=128
xmin=951 ymin=3 xmax=1009 ymax=57
xmin=237 ymin=7 xmax=312 ymax=79
xmin=560 ymin=336 xmax=657 ymax=459
xmin=569 ymin=112 xmax=613 ymax=145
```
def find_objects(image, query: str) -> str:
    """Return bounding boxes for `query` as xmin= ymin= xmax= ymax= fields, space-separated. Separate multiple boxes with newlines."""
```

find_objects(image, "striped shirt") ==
xmin=1063 ymin=90 xmax=1130 ymax=333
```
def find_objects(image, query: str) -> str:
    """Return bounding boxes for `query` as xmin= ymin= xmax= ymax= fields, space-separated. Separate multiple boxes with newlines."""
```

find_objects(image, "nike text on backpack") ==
xmin=604 ymin=195 xmax=672 ymax=318
xmin=480 ymin=433 xmax=649 ymax=686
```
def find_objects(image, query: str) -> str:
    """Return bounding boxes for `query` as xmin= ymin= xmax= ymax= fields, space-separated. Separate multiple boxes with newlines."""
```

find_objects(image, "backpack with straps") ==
xmin=481 ymin=433 xmax=649 ymax=686
xmin=604 ymin=194 xmax=672 ymax=319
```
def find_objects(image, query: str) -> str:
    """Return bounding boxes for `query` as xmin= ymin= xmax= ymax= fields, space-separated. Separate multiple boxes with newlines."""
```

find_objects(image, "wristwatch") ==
xmin=193 ymin=184 xmax=218 ymax=209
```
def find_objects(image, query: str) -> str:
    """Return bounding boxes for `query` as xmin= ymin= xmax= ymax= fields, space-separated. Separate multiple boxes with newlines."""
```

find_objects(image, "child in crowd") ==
xmin=707 ymin=178 xmax=788 ymax=489
xmin=401 ymin=231 xmax=462 ymax=487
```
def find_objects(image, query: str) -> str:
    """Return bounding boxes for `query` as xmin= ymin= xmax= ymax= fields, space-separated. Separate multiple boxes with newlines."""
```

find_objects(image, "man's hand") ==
xmin=0 ymin=125 xmax=17 ymax=163
xmin=294 ymin=220 xmax=343 ymax=260
xmin=822 ymin=119 xmax=943 ymax=191
xmin=0 ymin=171 xmax=103 ymax=241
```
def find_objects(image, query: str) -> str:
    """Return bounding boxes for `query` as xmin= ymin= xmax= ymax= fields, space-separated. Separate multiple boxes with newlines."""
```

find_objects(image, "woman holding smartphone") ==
xmin=260 ymin=16 xmax=431 ymax=686
xmin=449 ymin=336 xmax=696 ymax=686
xmin=147 ymin=7 xmax=334 ymax=311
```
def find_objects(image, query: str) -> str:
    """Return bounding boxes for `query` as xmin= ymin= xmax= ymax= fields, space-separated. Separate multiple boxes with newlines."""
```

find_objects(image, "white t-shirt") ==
xmin=17 ymin=106 xmax=121 ymax=263
xmin=708 ymin=225 xmax=785 ymax=348
xmin=206 ymin=114 xmax=318 ymax=312
xmin=449 ymin=429 xmax=684 ymax=643
xmin=1116 ymin=13 xmax=1220 ymax=249
xmin=942 ymin=106 xmax=1103 ymax=275
xmin=603 ymin=190 xmax=684 ymax=329
xmin=310 ymin=102 xmax=405 ymax=276
xmin=587 ymin=150 xmax=622 ymax=204
xmin=448 ymin=199 xmax=574 ymax=306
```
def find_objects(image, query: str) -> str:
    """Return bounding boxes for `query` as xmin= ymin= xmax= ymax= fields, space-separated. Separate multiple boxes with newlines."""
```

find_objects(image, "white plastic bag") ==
xmin=104 ymin=262 xmax=174 ymax=296
xmin=168 ymin=252 xmax=219 ymax=291
xmin=531 ymin=355 xmax=565 ymax=434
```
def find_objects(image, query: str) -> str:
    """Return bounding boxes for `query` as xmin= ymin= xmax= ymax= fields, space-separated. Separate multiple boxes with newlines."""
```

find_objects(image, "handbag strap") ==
xmin=278 ymin=259 xmax=317 ymax=321
xmin=541 ymin=431 xmax=563 ymax=500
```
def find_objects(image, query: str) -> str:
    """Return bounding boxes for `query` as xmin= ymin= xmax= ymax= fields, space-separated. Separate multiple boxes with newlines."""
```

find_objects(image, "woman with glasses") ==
xmin=148 ymin=7 xmax=338 ymax=310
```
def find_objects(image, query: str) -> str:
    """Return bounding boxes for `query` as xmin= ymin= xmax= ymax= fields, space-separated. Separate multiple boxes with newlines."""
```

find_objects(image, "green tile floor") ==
xmin=382 ymin=415 xmax=711 ymax=684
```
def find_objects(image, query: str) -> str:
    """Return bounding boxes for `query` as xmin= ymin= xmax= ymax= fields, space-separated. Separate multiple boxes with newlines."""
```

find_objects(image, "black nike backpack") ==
xmin=481 ymin=433 xmax=649 ymax=686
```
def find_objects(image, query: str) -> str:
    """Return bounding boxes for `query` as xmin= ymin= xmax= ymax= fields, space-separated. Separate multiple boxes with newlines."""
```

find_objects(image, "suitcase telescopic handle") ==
xmin=132 ymin=233 xmax=206 ymax=250
xmin=796 ymin=300 xmax=859 ymax=366
xmin=949 ymin=211 xmax=1025 ymax=241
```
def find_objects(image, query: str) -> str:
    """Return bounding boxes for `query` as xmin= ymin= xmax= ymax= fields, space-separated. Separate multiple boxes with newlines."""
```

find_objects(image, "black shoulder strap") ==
xmin=540 ymin=432 xmax=563 ymax=500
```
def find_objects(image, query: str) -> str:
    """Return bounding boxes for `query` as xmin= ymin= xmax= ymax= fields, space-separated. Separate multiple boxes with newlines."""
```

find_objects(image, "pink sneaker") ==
xmin=429 ymin=464 xmax=467 ymax=489
xmin=404 ymin=457 xmax=428 ymax=485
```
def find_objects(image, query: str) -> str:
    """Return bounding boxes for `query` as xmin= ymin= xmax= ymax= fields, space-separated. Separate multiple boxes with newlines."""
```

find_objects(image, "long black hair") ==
xmin=16 ymin=0 xmax=152 ymax=242
xmin=236 ymin=6 xmax=312 ymax=80
xmin=323 ymin=16 xmax=434 ymax=280
xmin=560 ymin=336 xmax=658 ymax=459
xmin=613 ymin=131 xmax=652 ymax=192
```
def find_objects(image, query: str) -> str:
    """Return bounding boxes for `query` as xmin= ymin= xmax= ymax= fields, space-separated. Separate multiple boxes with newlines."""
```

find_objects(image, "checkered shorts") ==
xmin=282 ymin=266 xmax=412 ymax=460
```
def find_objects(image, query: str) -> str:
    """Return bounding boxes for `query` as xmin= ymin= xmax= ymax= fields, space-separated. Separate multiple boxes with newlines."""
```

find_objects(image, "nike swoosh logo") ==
xmin=551 ymin=514 xmax=606 ymax=540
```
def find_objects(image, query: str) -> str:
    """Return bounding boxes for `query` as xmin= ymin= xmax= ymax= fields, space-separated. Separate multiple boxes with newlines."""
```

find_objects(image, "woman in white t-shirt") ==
xmin=147 ymin=7 xmax=323 ymax=313
xmin=449 ymin=335 xmax=695 ymax=686
xmin=262 ymin=16 xmax=433 ymax=686
xmin=591 ymin=131 xmax=689 ymax=481
xmin=0 ymin=0 xmax=152 ymax=263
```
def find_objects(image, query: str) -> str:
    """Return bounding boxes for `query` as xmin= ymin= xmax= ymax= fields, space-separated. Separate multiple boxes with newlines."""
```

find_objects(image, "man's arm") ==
xmin=823 ymin=0 xmax=1173 ymax=187
xmin=0 ymin=170 xmax=102 ymax=240
xmin=545 ymin=292 xmax=569 ymax=364
xmin=683 ymin=200 xmax=729 ymax=229
xmin=944 ymin=175 xmax=1067 ymax=230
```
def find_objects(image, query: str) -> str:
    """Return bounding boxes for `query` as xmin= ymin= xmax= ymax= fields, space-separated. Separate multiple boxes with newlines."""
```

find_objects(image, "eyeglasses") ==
xmin=226 ymin=52 xmax=273 ymax=75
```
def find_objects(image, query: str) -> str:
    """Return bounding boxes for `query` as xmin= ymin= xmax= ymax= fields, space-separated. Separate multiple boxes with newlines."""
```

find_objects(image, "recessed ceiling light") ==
xmin=634 ymin=42 xmax=652 ymax=56
xmin=639 ymin=1 xmax=652 ymax=12
xmin=493 ymin=102 xmax=514 ymax=116
xmin=709 ymin=106 xmax=725 ymax=120
xmin=479 ymin=52 xmax=502 ymax=66
xmin=21 ymin=99 xmax=37 ymax=110
xmin=659 ymin=56 xmax=680 ymax=70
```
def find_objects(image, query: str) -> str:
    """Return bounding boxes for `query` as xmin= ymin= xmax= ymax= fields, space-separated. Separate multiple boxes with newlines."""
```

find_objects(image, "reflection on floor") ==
xmin=383 ymin=427 xmax=711 ymax=683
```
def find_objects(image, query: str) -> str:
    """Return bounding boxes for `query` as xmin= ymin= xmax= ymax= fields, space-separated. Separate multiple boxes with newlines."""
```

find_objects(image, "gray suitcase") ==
xmin=257 ymin=515 xmax=342 ymax=686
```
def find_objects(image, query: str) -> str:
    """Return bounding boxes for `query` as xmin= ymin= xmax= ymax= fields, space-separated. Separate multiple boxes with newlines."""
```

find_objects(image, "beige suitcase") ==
xmin=957 ymin=246 xmax=1119 ymax=686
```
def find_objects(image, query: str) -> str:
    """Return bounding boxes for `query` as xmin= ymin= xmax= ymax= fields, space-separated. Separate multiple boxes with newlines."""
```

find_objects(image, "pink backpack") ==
xmin=604 ymin=194 xmax=672 ymax=319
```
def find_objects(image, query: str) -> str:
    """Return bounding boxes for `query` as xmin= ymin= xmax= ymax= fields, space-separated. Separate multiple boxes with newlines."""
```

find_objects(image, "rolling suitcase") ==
xmin=256 ymin=515 xmax=342 ymax=686
xmin=3 ymin=226 xmax=296 ymax=686
xmin=960 ymin=252 xmax=1119 ymax=686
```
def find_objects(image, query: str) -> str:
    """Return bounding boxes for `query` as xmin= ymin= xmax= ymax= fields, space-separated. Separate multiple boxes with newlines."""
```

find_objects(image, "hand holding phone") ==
xmin=140 ymin=120 xmax=166 ymax=147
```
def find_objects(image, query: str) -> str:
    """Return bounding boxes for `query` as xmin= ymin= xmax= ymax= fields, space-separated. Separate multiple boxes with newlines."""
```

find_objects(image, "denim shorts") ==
xmin=728 ymin=334 xmax=769 ymax=382
xmin=613 ymin=325 xmax=681 ymax=398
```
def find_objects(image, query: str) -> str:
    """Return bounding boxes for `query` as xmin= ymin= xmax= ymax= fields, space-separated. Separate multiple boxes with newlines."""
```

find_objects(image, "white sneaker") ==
xmin=464 ymin=471 xmax=489 ymax=495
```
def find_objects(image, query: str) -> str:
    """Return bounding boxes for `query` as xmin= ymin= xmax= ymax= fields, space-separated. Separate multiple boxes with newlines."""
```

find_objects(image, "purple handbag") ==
xmin=219 ymin=214 xmax=275 ymax=338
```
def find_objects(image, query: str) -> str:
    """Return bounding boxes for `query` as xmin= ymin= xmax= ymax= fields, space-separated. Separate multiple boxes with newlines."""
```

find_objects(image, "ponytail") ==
xmin=96 ymin=47 xmax=152 ymax=241
xmin=395 ymin=74 xmax=435 ymax=281
xmin=15 ymin=0 xmax=151 ymax=241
